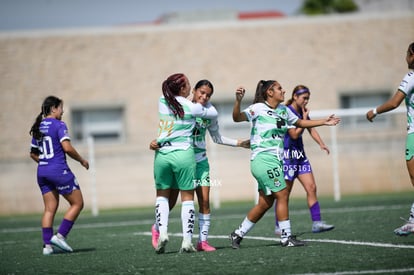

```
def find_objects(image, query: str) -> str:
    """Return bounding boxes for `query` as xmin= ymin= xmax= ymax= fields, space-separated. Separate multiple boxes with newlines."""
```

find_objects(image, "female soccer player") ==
xmin=366 ymin=42 xmax=414 ymax=236
xmin=153 ymin=73 xmax=218 ymax=254
xmin=30 ymin=96 xmax=89 ymax=255
xmin=229 ymin=80 xmax=340 ymax=248
xmin=151 ymin=79 xmax=249 ymax=252
xmin=274 ymin=85 xmax=334 ymax=235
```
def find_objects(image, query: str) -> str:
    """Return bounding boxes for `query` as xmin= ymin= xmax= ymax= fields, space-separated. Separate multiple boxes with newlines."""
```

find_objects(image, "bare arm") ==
xmin=233 ymin=86 xmax=248 ymax=122
xmin=366 ymin=90 xmax=405 ymax=122
xmin=308 ymin=128 xmax=330 ymax=154
xmin=61 ymin=140 xmax=89 ymax=169
xmin=289 ymin=106 xmax=308 ymax=139
xmin=295 ymin=114 xmax=340 ymax=128
xmin=288 ymin=127 xmax=305 ymax=140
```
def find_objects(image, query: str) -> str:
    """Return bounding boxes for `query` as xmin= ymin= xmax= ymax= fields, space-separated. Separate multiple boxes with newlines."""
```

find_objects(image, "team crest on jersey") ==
xmin=248 ymin=108 xmax=255 ymax=116
xmin=279 ymin=109 xmax=288 ymax=119
xmin=274 ymin=180 xmax=282 ymax=187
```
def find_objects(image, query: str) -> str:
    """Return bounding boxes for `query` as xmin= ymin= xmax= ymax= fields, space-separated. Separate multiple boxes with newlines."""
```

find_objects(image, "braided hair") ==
xmin=162 ymin=73 xmax=187 ymax=118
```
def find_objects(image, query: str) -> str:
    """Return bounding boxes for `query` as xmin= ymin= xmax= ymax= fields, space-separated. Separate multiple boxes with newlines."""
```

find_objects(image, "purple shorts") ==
xmin=37 ymin=168 xmax=80 ymax=195
xmin=283 ymin=157 xmax=313 ymax=182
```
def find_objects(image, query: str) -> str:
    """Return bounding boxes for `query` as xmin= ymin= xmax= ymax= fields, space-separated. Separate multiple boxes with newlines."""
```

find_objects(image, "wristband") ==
xmin=373 ymin=108 xmax=377 ymax=115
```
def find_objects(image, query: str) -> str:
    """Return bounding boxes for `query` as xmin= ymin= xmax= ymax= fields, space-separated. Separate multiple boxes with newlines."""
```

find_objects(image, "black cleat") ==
xmin=229 ymin=231 xmax=243 ymax=249
xmin=280 ymin=235 xmax=305 ymax=247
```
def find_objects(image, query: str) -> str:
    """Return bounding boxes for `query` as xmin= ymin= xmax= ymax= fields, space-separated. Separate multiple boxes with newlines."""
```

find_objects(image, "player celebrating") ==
xmin=30 ymin=96 xmax=89 ymax=255
xmin=151 ymin=79 xmax=249 ymax=252
xmin=153 ymin=73 xmax=218 ymax=254
xmin=366 ymin=42 xmax=414 ymax=236
xmin=229 ymin=80 xmax=340 ymax=248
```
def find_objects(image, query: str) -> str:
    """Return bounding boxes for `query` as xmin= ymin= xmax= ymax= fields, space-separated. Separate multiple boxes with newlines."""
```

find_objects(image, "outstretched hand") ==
xmin=325 ymin=114 xmax=340 ymax=126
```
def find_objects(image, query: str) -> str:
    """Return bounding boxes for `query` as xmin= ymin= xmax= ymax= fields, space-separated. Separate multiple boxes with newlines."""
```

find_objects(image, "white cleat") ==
xmin=42 ymin=244 xmax=54 ymax=255
xmin=394 ymin=218 xmax=414 ymax=236
xmin=179 ymin=239 xmax=196 ymax=253
xmin=155 ymin=232 xmax=169 ymax=254
xmin=51 ymin=234 xmax=73 ymax=252
xmin=312 ymin=221 xmax=335 ymax=233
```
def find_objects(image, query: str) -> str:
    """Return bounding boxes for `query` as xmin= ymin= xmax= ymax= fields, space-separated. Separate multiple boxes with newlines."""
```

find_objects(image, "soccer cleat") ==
xmin=151 ymin=224 xmax=160 ymax=249
xmin=197 ymin=241 xmax=216 ymax=252
xmin=229 ymin=231 xmax=243 ymax=249
xmin=394 ymin=219 xmax=414 ymax=236
xmin=51 ymin=234 xmax=73 ymax=252
xmin=179 ymin=239 xmax=196 ymax=253
xmin=42 ymin=244 xmax=54 ymax=255
xmin=274 ymin=226 xmax=282 ymax=236
xmin=155 ymin=232 xmax=169 ymax=254
xmin=312 ymin=221 xmax=335 ymax=233
xmin=280 ymin=235 xmax=306 ymax=247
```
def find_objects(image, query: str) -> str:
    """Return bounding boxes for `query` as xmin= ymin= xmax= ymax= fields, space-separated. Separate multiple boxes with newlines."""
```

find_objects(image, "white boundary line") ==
xmin=2 ymin=215 xmax=414 ymax=274
xmin=134 ymin=232 xmax=414 ymax=250
xmin=1 ymin=204 xmax=408 ymax=234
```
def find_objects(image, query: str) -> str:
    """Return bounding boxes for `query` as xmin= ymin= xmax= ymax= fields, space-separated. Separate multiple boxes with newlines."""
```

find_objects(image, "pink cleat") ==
xmin=151 ymin=224 xmax=159 ymax=249
xmin=197 ymin=241 xmax=216 ymax=252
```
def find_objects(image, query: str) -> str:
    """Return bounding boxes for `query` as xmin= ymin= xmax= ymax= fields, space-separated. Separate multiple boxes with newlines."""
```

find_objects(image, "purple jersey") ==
xmin=31 ymin=118 xmax=71 ymax=170
xmin=283 ymin=105 xmax=312 ymax=181
xmin=283 ymin=105 xmax=306 ymax=157
xmin=30 ymin=118 xmax=79 ymax=194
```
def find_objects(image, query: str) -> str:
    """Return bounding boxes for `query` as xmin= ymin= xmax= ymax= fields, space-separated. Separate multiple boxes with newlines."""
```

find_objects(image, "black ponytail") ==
xmin=30 ymin=96 xmax=62 ymax=140
xmin=253 ymin=80 xmax=276 ymax=104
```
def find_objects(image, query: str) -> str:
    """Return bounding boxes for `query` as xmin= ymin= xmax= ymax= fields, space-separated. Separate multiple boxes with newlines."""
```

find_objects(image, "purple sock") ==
xmin=310 ymin=201 xmax=321 ymax=222
xmin=42 ymin=227 xmax=53 ymax=245
xmin=58 ymin=219 xmax=74 ymax=238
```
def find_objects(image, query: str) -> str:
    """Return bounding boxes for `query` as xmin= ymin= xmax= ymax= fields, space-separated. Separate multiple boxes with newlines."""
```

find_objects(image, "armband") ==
xmin=373 ymin=108 xmax=377 ymax=115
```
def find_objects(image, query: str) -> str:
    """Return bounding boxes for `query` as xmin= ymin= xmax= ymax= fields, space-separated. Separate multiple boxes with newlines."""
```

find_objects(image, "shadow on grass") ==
xmin=51 ymin=247 xmax=97 ymax=255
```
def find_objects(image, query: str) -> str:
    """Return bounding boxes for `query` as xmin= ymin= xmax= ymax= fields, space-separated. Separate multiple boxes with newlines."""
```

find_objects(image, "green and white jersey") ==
xmin=157 ymin=96 xmax=218 ymax=153
xmin=399 ymin=70 xmax=414 ymax=134
xmin=243 ymin=102 xmax=298 ymax=161
xmin=193 ymin=104 xmax=238 ymax=162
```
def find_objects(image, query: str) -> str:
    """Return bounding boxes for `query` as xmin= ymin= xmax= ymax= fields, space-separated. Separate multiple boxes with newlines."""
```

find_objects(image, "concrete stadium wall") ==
xmin=0 ymin=12 xmax=413 ymax=215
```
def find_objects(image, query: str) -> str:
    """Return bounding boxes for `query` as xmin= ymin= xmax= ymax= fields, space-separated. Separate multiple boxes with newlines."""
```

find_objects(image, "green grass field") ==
xmin=1 ymin=192 xmax=414 ymax=275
